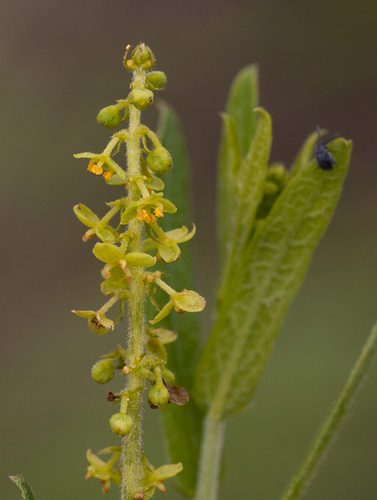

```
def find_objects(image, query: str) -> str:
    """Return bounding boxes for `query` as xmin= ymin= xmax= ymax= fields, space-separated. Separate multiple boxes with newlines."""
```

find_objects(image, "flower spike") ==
xmin=73 ymin=44 xmax=205 ymax=500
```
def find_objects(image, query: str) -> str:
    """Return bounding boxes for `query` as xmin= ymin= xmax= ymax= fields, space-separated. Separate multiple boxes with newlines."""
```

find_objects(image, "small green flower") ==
xmin=139 ymin=455 xmax=183 ymax=497
xmin=71 ymin=309 xmax=114 ymax=334
xmin=74 ymin=151 xmax=126 ymax=180
xmin=73 ymin=204 xmax=119 ymax=243
xmin=86 ymin=448 xmax=121 ymax=493
xmin=143 ymin=225 xmax=196 ymax=263
xmin=120 ymin=192 xmax=177 ymax=225
xmin=149 ymin=283 xmax=206 ymax=324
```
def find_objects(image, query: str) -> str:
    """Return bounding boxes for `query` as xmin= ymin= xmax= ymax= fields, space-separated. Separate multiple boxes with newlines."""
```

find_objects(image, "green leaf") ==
xmin=195 ymin=138 xmax=352 ymax=420
xmin=225 ymin=64 xmax=259 ymax=159
xmin=218 ymin=108 xmax=272 ymax=303
xmin=290 ymin=129 xmax=319 ymax=178
xmin=153 ymin=101 xmax=204 ymax=497
xmin=9 ymin=475 xmax=35 ymax=500
xmin=218 ymin=65 xmax=259 ymax=267
xmin=218 ymin=114 xmax=241 ymax=265
xmin=280 ymin=320 xmax=377 ymax=500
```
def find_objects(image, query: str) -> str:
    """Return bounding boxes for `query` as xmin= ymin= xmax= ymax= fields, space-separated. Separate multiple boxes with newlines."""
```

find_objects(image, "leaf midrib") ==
xmin=209 ymin=167 xmax=333 ymax=419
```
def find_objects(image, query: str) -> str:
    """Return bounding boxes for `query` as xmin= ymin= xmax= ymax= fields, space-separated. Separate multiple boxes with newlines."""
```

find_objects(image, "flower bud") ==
xmin=267 ymin=164 xmax=286 ymax=183
xmin=129 ymin=88 xmax=154 ymax=111
xmin=147 ymin=148 xmax=172 ymax=174
xmin=97 ymin=105 xmax=122 ymax=129
xmin=148 ymin=383 xmax=170 ymax=407
xmin=91 ymin=359 xmax=115 ymax=384
xmin=264 ymin=180 xmax=279 ymax=196
xmin=131 ymin=44 xmax=152 ymax=66
xmin=110 ymin=412 xmax=133 ymax=436
xmin=145 ymin=71 xmax=167 ymax=91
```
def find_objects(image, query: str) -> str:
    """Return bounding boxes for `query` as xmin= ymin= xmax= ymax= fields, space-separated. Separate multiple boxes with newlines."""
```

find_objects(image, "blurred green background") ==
xmin=2 ymin=1 xmax=377 ymax=499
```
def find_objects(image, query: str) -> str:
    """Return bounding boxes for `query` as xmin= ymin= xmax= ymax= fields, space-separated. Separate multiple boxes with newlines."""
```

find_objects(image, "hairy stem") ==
xmin=195 ymin=413 xmax=226 ymax=500
xmin=121 ymin=69 xmax=146 ymax=500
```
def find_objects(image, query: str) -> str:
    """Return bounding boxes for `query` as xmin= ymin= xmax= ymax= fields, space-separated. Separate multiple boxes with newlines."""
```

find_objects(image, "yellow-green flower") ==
xmin=85 ymin=448 xmax=121 ymax=493
xmin=74 ymin=152 xmax=126 ymax=180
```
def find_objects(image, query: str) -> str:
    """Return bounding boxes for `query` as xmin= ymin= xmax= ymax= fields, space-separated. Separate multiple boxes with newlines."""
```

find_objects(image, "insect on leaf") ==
xmin=195 ymin=138 xmax=352 ymax=420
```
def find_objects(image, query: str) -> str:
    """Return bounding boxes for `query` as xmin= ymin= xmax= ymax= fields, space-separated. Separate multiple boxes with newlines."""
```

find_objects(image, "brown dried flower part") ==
xmin=106 ymin=391 xmax=120 ymax=402
xmin=167 ymin=384 xmax=190 ymax=406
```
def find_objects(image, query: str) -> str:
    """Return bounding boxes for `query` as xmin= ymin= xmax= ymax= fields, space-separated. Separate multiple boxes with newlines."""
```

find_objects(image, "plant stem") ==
xmin=154 ymin=276 xmax=176 ymax=296
xmin=195 ymin=413 xmax=226 ymax=500
xmin=279 ymin=321 xmax=377 ymax=500
xmin=121 ymin=69 xmax=146 ymax=500
xmin=98 ymin=294 xmax=119 ymax=315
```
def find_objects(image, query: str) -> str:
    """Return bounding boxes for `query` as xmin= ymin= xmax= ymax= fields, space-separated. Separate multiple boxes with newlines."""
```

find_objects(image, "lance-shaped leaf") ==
xmin=218 ymin=108 xmax=272 ymax=302
xmin=218 ymin=114 xmax=241 ymax=265
xmin=290 ymin=129 xmax=321 ymax=178
xmin=152 ymin=101 xmax=204 ymax=497
xmin=9 ymin=475 xmax=35 ymax=500
xmin=218 ymin=65 xmax=259 ymax=266
xmin=195 ymin=138 xmax=352 ymax=420
xmin=225 ymin=64 xmax=259 ymax=159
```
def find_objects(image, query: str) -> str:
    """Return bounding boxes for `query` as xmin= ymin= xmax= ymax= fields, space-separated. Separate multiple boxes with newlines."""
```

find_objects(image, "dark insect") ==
xmin=315 ymin=126 xmax=338 ymax=171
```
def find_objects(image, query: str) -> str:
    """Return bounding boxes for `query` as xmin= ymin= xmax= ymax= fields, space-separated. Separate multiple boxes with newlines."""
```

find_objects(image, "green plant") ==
xmin=10 ymin=43 xmax=377 ymax=500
